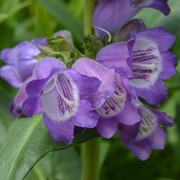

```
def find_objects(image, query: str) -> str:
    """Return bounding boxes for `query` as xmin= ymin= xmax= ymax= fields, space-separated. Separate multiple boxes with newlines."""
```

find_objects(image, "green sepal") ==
xmin=48 ymin=36 xmax=73 ymax=52
xmin=82 ymin=35 xmax=103 ymax=57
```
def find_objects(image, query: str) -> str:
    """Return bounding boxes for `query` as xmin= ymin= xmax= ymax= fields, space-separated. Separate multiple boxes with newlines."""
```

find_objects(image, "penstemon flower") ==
xmin=22 ymin=57 xmax=101 ymax=143
xmin=118 ymin=100 xmax=174 ymax=160
xmin=72 ymin=58 xmax=140 ymax=138
xmin=93 ymin=0 xmax=170 ymax=39
xmin=0 ymin=38 xmax=48 ymax=87
xmin=96 ymin=28 xmax=177 ymax=106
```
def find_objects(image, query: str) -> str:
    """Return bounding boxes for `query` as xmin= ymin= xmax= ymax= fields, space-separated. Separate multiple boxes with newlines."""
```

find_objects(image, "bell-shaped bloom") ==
xmin=95 ymin=72 xmax=140 ymax=138
xmin=23 ymin=57 xmax=101 ymax=143
xmin=93 ymin=0 xmax=170 ymax=39
xmin=72 ymin=58 xmax=115 ymax=108
xmin=97 ymin=28 xmax=177 ymax=106
xmin=72 ymin=58 xmax=140 ymax=138
xmin=118 ymin=100 xmax=174 ymax=160
xmin=0 ymin=38 xmax=48 ymax=87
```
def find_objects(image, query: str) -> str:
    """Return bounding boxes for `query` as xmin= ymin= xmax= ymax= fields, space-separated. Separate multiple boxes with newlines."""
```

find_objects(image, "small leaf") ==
xmin=0 ymin=115 xmax=100 ymax=180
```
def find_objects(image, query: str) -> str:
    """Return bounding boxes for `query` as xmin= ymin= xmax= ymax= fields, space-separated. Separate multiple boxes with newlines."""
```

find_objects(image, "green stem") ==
xmin=81 ymin=1 xmax=101 ymax=180
xmin=81 ymin=138 xmax=101 ymax=180
xmin=84 ymin=0 xmax=99 ymax=36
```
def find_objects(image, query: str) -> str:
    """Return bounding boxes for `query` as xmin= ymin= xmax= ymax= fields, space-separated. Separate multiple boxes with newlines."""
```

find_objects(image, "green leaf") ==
xmin=0 ymin=115 xmax=100 ymax=180
xmin=35 ymin=0 xmax=83 ymax=44
xmin=0 ymin=87 xmax=15 ymax=149
xmin=26 ymin=149 xmax=81 ymax=180
xmin=0 ymin=0 xmax=32 ymax=24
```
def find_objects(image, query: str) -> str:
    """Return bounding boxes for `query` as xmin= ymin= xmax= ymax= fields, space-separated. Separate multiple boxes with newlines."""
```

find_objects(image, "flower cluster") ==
xmin=0 ymin=0 xmax=177 ymax=160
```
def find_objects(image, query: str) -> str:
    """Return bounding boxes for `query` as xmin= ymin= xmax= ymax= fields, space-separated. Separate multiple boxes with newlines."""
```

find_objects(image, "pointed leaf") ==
xmin=0 ymin=115 xmax=100 ymax=180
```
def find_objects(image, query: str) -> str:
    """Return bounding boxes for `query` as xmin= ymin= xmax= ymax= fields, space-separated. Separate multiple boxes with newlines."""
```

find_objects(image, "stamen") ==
xmin=132 ymin=62 xmax=156 ymax=71
xmin=141 ymin=124 xmax=150 ymax=131
xmin=112 ymin=93 xmax=123 ymax=102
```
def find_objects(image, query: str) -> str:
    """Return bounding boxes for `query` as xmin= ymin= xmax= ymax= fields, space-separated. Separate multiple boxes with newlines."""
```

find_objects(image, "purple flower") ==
xmin=72 ymin=58 xmax=115 ymax=109
xmin=72 ymin=58 xmax=140 ymax=138
xmin=118 ymin=100 xmax=174 ymax=160
xmin=96 ymin=28 xmax=177 ymax=106
xmin=93 ymin=0 xmax=170 ymax=39
xmin=23 ymin=57 xmax=101 ymax=143
xmin=0 ymin=38 xmax=48 ymax=87
xmin=96 ymin=72 xmax=140 ymax=138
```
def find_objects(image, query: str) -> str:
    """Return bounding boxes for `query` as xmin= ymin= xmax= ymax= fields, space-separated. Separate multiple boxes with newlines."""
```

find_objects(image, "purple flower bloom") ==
xmin=72 ymin=58 xmax=115 ymax=108
xmin=93 ymin=0 xmax=170 ymax=39
xmin=97 ymin=28 xmax=177 ymax=106
xmin=0 ymin=38 xmax=47 ymax=87
xmin=118 ymin=100 xmax=174 ymax=160
xmin=23 ymin=57 xmax=101 ymax=143
xmin=96 ymin=72 xmax=140 ymax=138
xmin=72 ymin=58 xmax=140 ymax=138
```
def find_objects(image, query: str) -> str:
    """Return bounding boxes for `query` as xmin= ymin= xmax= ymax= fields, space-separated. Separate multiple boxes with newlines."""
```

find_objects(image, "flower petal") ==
xmin=33 ymin=57 xmax=66 ymax=79
xmin=23 ymin=96 xmax=42 ymax=117
xmin=118 ymin=122 xmax=140 ymax=147
xmin=72 ymin=58 xmax=115 ymax=104
xmin=129 ymin=139 xmax=151 ymax=160
xmin=131 ymin=79 xmax=168 ymax=107
xmin=114 ymin=19 xmax=147 ymax=42
xmin=115 ymin=100 xmax=140 ymax=125
xmin=31 ymin=37 xmax=48 ymax=46
xmin=16 ymin=58 xmax=38 ymax=81
xmin=72 ymin=98 xmax=99 ymax=128
xmin=96 ymin=42 xmax=133 ymax=78
xmin=17 ymin=43 xmax=41 ymax=60
xmin=93 ymin=0 xmax=141 ymax=39
xmin=135 ymin=28 xmax=176 ymax=52
xmin=132 ymin=0 xmax=170 ymax=16
xmin=159 ymin=51 xmax=177 ymax=80
xmin=93 ymin=0 xmax=169 ymax=39
xmin=96 ymin=116 xmax=118 ymax=138
xmin=10 ymin=76 xmax=32 ymax=117
xmin=26 ymin=68 xmax=60 ymax=97
xmin=53 ymin=30 xmax=73 ymax=44
xmin=63 ymin=69 xmax=101 ymax=98
xmin=0 ymin=65 xmax=23 ymax=87
xmin=0 ymin=41 xmax=29 ymax=64
xmin=43 ymin=113 xmax=74 ymax=143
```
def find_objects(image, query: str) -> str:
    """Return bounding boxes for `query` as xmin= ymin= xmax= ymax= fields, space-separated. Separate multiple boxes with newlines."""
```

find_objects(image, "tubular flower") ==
xmin=72 ymin=58 xmax=140 ymax=138
xmin=23 ymin=57 xmax=101 ymax=143
xmin=93 ymin=0 xmax=170 ymax=39
xmin=0 ymin=38 xmax=48 ymax=87
xmin=72 ymin=58 xmax=115 ymax=109
xmin=96 ymin=28 xmax=177 ymax=106
xmin=118 ymin=100 xmax=174 ymax=160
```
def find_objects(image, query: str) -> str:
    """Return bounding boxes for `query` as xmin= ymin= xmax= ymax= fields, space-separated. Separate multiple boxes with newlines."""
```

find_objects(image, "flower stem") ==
xmin=81 ymin=1 xmax=101 ymax=180
xmin=84 ymin=0 xmax=99 ymax=36
xmin=81 ymin=138 xmax=101 ymax=180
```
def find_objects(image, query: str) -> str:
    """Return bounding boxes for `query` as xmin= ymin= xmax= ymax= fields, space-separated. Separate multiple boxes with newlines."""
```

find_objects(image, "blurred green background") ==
xmin=0 ymin=0 xmax=180 ymax=180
